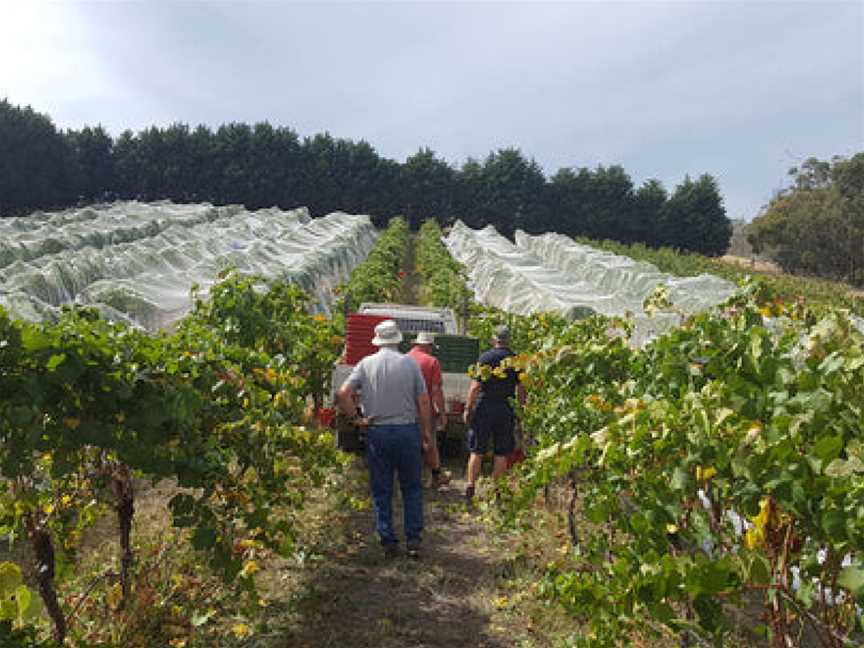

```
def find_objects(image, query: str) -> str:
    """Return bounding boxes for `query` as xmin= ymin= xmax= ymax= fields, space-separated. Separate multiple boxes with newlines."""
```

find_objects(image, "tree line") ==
xmin=748 ymin=154 xmax=864 ymax=286
xmin=1 ymin=98 xmax=731 ymax=255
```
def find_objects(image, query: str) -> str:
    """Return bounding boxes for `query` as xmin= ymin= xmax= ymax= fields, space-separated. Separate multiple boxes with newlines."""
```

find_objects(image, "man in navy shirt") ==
xmin=462 ymin=325 xmax=525 ymax=502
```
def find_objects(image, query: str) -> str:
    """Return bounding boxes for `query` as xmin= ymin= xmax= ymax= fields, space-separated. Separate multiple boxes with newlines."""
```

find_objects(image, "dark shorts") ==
xmin=467 ymin=401 xmax=515 ymax=457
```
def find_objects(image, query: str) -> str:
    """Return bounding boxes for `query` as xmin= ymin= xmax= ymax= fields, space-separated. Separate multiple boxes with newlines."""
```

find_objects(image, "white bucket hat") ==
xmin=371 ymin=319 xmax=403 ymax=346
xmin=414 ymin=331 xmax=437 ymax=346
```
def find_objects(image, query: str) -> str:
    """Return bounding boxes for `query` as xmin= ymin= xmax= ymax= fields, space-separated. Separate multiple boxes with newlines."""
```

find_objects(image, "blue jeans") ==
xmin=366 ymin=423 xmax=424 ymax=545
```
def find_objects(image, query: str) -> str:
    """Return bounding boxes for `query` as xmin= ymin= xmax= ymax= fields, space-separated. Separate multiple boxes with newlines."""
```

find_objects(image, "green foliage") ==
xmin=549 ymin=165 xmax=640 ymax=243
xmin=0 ymin=99 xmax=77 ymax=215
xmin=657 ymin=174 xmax=732 ymax=256
xmin=340 ymin=217 xmax=409 ymax=309
xmin=0 ymin=272 xmax=346 ymax=644
xmin=187 ymin=270 xmax=342 ymax=408
xmin=414 ymin=219 xmax=472 ymax=310
xmin=399 ymin=148 xmax=457 ymax=230
xmin=489 ymin=283 xmax=864 ymax=647
xmin=749 ymin=154 xmax=864 ymax=286
xmin=458 ymin=148 xmax=549 ymax=237
xmin=0 ymin=563 xmax=42 ymax=633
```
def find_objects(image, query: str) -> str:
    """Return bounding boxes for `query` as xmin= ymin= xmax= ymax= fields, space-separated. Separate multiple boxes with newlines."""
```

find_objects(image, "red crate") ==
xmin=344 ymin=313 xmax=388 ymax=365
xmin=316 ymin=407 xmax=336 ymax=428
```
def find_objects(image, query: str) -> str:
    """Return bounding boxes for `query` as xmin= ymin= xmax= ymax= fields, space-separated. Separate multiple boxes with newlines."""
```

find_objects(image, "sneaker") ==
xmin=382 ymin=543 xmax=399 ymax=560
xmin=406 ymin=539 xmax=421 ymax=560
xmin=465 ymin=484 xmax=475 ymax=503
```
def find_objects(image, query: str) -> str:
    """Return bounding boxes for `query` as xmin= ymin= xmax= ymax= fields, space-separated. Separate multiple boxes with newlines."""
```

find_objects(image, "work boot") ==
xmin=431 ymin=469 xmax=451 ymax=489
xmin=382 ymin=542 xmax=399 ymax=560
xmin=465 ymin=484 xmax=475 ymax=503
xmin=406 ymin=539 xmax=421 ymax=560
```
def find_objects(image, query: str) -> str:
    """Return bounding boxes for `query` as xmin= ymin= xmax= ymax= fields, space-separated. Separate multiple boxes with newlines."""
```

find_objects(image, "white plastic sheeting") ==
xmin=444 ymin=221 xmax=736 ymax=345
xmin=0 ymin=201 xmax=377 ymax=330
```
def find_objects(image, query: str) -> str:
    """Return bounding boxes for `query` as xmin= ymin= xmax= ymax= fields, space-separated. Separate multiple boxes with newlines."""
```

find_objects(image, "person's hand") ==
xmin=422 ymin=429 xmax=434 ymax=450
xmin=353 ymin=416 xmax=370 ymax=428
xmin=462 ymin=408 xmax=472 ymax=426
xmin=436 ymin=412 xmax=447 ymax=431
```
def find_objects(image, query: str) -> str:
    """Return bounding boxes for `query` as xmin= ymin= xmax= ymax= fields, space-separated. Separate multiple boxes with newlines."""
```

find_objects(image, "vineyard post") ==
xmin=110 ymin=463 xmax=135 ymax=607
xmin=460 ymin=295 xmax=469 ymax=334
xmin=566 ymin=469 xmax=579 ymax=547
xmin=24 ymin=516 xmax=66 ymax=645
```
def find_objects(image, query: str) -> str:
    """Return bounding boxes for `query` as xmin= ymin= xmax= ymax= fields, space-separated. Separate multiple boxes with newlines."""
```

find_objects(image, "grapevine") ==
xmin=490 ymin=282 xmax=864 ymax=647
xmin=0 ymin=269 xmax=346 ymax=645
xmin=339 ymin=216 xmax=410 ymax=310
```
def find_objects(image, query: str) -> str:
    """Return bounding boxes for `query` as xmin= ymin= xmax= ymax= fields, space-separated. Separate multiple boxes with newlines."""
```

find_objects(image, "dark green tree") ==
xmin=0 ymin=100 xmax=75 ymax=215
xmin=462 ymin=148 xmax=547 ymax=237
xmin=631 ymin=179 xmax=667 ymax=246
xmin=112 ymin=129 xmax=141 ymax=200
xmin=1 ymin=99 xmax=741 ymax=257
xmin=399 ymin=148 xmax=456 ymax=229
xmin=581 ymin=165 xmax=635 ymax=241
xmin=187 ymin=124 xmax=217 ymax=202
xmin=657 ymin=174 xmax=731 ymax=256
xmin=159 ymin=123 xmax=196 ymax=202
xmin=454 ymin=157 xmax=484 ymax=229
xmin=214 ymin=122 xmax=254 ymax=206
xmin=339 ymin=139 xmax=384 ymax=215
xmin=547 ymin=167 xmax=593 ymax=238
xmin=65 ymin=125 xmax=114 ymax=203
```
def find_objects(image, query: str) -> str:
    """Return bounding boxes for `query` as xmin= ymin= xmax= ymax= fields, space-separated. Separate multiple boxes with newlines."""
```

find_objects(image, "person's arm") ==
xmin=336 ymin=383 xmax=370 ymax=427
xmin=463 ymin=380 xmax=481 ymax=425
xmin=431 ymin=384 xmax=447 ymax=429
xmin=336 ymin=365 xmax=369 ymax=427
xmin=516 ymin=382 xmax=527 ymax=407
xmin=417 ymin=392 xmax=433 ymax=449
xmin=410 ymin=359 xmax=433 ymax=448
xmin=429 ymin=360 xmax=446 ymax=429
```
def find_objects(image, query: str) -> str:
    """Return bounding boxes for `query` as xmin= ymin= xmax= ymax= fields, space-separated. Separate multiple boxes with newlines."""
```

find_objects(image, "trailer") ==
xmin=329 ymin=303 xmax=479 ymax=454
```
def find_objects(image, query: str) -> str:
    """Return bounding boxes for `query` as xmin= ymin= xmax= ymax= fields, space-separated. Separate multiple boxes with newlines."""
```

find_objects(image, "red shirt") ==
xmin=408 ymin=346 xmax=443 ymax=393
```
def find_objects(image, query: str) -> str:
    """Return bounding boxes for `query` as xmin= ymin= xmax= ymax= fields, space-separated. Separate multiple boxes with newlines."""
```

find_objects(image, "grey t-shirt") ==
xmin=345 ymin=347 xmax=427 ymax=425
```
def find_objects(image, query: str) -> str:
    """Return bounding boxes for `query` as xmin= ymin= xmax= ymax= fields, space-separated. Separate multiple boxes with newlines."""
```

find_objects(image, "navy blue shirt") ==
xmin=476 ymin=347 xmax=519 ymax=404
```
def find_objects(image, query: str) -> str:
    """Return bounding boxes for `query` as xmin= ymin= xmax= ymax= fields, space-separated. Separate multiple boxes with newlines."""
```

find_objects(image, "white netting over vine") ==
xmin=444 ymin=221 xmax=736 ymax=345
xmin=0 ymin=201 xmax=377 ymax=330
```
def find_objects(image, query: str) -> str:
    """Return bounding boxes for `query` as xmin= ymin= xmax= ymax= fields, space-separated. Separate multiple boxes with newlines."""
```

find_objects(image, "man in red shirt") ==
xmin=408 ymin=332 xmax=451 ymax=488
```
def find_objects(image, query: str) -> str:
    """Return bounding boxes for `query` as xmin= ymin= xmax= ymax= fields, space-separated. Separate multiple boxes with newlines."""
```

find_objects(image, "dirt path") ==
xmin=252 ymin=237 xmax=537 ymax=647
xmin=263 ymin=234 xmax=521 ymax=647
xmin=258 ymin=458 xmax=521 ymax=648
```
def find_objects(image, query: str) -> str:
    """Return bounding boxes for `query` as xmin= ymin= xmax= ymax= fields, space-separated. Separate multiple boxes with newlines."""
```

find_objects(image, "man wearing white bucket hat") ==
xmin=336 ymin=319 xmax=433 ymax=559
xmin=408 ymin=331 xmax=451 ymax=488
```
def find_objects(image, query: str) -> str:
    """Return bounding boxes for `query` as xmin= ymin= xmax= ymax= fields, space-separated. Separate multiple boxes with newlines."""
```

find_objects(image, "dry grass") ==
xmin=719 ymin=255 xmax=783 ymax=275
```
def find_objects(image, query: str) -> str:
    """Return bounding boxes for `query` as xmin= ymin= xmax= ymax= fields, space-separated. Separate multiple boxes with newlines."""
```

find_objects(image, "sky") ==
xmin=1 ymin=1 xmax=862 ymax=221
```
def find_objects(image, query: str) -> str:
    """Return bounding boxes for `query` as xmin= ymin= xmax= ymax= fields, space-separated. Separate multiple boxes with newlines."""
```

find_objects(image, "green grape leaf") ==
xmin=15 ymin=584 xmax=42 ymax=624
xmin=0 ymin=564 xmax=22 ymax=597
xmin=838 ymin=566 xmax=864 ymax=597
